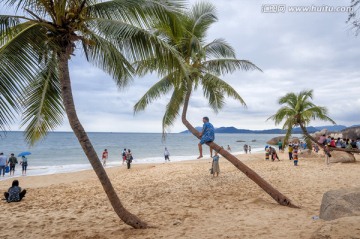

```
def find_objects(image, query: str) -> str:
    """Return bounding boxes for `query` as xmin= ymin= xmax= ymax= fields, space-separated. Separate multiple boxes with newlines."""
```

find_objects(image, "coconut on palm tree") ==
xmin=268 ymin=89 xmax=360 ymax=154
xmin=134 ymin=2 xmax=297 ymax=208
xmin=0 ymin=0 xmax=186 ymax=228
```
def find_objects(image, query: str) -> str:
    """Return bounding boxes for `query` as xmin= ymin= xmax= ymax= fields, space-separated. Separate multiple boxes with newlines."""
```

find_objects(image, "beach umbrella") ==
xmin=18 ymin=151 xmax=31 ymax=157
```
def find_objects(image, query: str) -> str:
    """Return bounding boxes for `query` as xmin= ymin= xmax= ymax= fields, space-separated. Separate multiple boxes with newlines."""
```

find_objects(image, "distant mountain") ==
xmin=180 ymin=125 xmax=348 ymax=134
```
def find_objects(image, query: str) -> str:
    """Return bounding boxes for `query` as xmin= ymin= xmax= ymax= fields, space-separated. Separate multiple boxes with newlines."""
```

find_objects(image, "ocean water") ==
xmin=0 ymin=131 xmax=284 ymax=178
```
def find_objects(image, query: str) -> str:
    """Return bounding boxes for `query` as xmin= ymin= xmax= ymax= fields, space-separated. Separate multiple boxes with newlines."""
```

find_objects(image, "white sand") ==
xmin=1 ymin=152 xmax=360 ymax=239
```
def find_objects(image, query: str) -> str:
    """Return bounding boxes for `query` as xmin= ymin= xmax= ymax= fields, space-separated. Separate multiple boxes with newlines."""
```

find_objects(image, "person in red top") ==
xmin=329 ymin=137 xmax=336 ymax=147
xmin=102 ymin=149 xmax=108 ymax=166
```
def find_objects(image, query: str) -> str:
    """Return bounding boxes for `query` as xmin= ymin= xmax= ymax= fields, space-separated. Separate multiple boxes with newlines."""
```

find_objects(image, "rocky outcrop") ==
xmin=312 ymin=129 xmax=328 ymax=141
xmin=341 ymin=126 xmax=360 ymax=139
xmin=266 ymin=136 xmax=299 ymax=145
xmin=329 ymin=151 xmax=356 ymax=163
xmin=319 ymin=187 xmax=360 ymax=221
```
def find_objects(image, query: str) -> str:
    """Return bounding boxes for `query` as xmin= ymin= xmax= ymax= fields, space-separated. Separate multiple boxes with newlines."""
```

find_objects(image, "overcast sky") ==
xmin=7 ymin=0 xmax=360 ymax=132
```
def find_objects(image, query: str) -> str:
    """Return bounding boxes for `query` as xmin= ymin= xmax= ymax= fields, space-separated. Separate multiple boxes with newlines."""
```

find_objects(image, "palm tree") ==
xmin=268 ymin=90 xmax=360 ymax=153
xmin=134 ymin=2 xmax=298 ymax=208
xmin=0 ymin=0 xmax=185 ymax=228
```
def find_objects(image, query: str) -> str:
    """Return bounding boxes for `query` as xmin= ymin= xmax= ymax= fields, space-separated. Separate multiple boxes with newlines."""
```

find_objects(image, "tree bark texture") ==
xmin=58 ymin=48 xmax=147 ymax=229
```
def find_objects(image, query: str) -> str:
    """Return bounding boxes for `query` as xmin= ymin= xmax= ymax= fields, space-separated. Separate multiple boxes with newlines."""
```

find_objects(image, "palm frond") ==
xmin=21 ymin=53 xmax=64 ymax=145
xmin=162 ymin=85 xmax=186 ymax=134
xmin=203 ymin=38 xmax=236 ymax=59
xmin=201 ymin=73 xmax=246 ymax=111
xmin=134 ymin=73 xmax=175 ymax=113
xmin=202 ymin=59 xmax=262 ymax=75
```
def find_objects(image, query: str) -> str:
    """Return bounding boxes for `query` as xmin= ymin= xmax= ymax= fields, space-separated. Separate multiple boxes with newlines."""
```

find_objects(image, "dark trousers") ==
xmin=289 ymin=152 xmax=293 ymax=160
xmin=4 ymin=189 xmax=27 ymax=202
xmin=127 ymin=161 xmax=131 ymax=169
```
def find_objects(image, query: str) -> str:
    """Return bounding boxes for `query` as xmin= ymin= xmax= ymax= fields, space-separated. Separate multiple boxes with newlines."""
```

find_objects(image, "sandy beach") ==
xmin=1 ymin=152 xmax=360 ymax=239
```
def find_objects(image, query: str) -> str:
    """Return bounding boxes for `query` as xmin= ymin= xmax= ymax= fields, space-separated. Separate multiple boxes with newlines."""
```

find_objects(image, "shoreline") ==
xmin=2 ymin=152 xmax=359 ymax=239
xmin=0 ymin=151 xmax=262 ymax=181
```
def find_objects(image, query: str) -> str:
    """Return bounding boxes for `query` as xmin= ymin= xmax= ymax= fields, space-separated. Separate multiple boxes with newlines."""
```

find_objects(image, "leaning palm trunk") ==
xmin=299 ymin=124 xmax=360 ymax=154
xmin=58 ymin=47 xmax=147 ymax=229
xmin=181 ymin=89 xmax=298 ymax=208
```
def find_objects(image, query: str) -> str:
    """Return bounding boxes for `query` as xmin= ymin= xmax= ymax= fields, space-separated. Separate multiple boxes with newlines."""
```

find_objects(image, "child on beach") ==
xmin=211 ymin=152 xmax=220 ymax=177
xmin=265 ymin=147 xmax=270 ymax=160
xmin=293 ymin=145 xmax=299 ymax=166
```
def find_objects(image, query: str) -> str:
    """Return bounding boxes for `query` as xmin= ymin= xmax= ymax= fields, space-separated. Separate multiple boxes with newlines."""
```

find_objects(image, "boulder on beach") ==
xmin=312 ymin=129 xmax=328 ymax=141
xmin=266 ymin=136 xmax=285 ymax=145
xmin=319 ymin=187 xmax=360 ymax=221
xmin=266 ymin=136 xmax=300 ymax=145
xmin=341 ymin=126 xmax=360 ymax=139
xmin=329 ymin=151 xmax=356 ymax=163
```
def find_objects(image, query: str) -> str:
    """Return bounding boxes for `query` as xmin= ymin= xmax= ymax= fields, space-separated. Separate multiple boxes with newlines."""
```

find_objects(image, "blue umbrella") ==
xmin=18 ymin=151 xmax=31 ymax=157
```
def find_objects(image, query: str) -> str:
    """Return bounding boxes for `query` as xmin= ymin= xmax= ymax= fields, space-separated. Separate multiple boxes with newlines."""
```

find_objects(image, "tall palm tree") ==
xmin=268 ymin=89 xmax=360 ymax=153
xmin=0 ymin=0 xmax=185 ymax=228
xmin=134 ymin=2 xmax=298 ymax=208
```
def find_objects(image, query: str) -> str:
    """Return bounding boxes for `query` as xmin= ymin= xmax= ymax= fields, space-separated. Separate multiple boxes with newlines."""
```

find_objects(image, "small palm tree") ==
xmin=0 ymin=0 xmax=185 ymax=228
xmin=135 ymin=2 xmax=297 ymax=208
xmin=268 ymin=90 xmax=335 ymax=148
xmin=268 ymin=90 xmax=360 ymax=153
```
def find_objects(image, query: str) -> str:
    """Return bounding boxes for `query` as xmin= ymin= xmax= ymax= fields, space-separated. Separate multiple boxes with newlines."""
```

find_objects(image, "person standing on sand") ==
xmin=164 ymin=147 xmax=170 ymax=162
xmin=102 ymin=149 xmax=108 ymax=166
xmin=248 ymin=145 xmax=251 ymax=154
xmin=8 ymin=153 xmax=18 ymax=176
xmin=211 ymin=151 xmax=220 ymax=177
xmin=227 ymin=145 xmax=231 ymax=152
xmin=293 ymin=145 xmax=299 ymax=166
xmin=4 ymin=180 xmax=26 ymax=203
xmin=0 ymin=152 xmax=8 ymax=177
xmin=265 ymin=147 xmax=270 ymax=160
xmin=126 ymin=149 xmax=133 ymax=169
xmin=197 ymin=117 xmax=215 ymax=159
xmin=278 ymin=140 xmax=283 ymax=153
xmin=243 ymin=144 xmax=248 ymax=154
xmin=122 ymin=148 xmax=127 ymax=165
xmin=20 ymin=156 xmax=28 ymax=176
xmin=324 ymin=145 xmax=331 ymax=165
xmin=288 ymin=144 xmax=293 ymax=160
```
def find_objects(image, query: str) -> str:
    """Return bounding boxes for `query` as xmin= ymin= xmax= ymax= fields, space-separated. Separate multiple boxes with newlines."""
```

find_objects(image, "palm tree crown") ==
xmin=0 ymin=0 xmax=183 ymax=144
xmin=268 ymin=89 xmax=336 ymax=146
xmin=134 ymin=2 xmax=261 ymax=134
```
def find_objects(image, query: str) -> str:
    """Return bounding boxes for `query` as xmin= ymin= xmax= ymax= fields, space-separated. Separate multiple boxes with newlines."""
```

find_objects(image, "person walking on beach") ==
xmin=248 ymin=145 xmax=251 ymax=154
xmin=197 ymin=117 xmax=215 ymax=159
xmin=164 ymin=147 xmax=170 ymax=162
xmin=0 ymin=152 xmax=8 ymax=177
xmin=122 ymin=148 xmax=127 ymax=165
xmin=126 ymin=149 xmax=133 ymax=169
xmin=288 ymin=144 xmax=293 ymax=160
xmin=227 ymin=145 xmax=231 ymax=152
xmin=4 ymin=180 xmax=26 ymax=203
xmin=8 ymin=153 xmax=18 ymax=176
xmin=243 ymin=144 xmax=248 ymax=154
xmin=20 ymin=156 xmax=28 ymax=176
xmin=102 ymin=149 xmax=108 ymax=166
xmin=211 ymin=151 xmax=220 ymax=177
xmin=278 ymin=140 xmax=283 ymax=153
